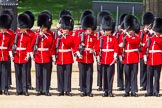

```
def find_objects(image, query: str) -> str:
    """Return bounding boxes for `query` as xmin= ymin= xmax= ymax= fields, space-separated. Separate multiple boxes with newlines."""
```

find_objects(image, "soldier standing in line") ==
xmin=144 ymin=18 xmax=162 ymax=97
xmin=40 ymin=10 xmax=54 ymax=90
xmin=0 ymin=13 xmax=14 ymax=95
xmin=96 ymin=10 xmax=112 ymax=91
xmin=74 ymin=14 xmax=97 ymax=97
xmin=30 ymin=12 xmax=55 ymax=96
xmin=13 ymin=13 xmax=32 ymax=96
xmin=121 ymin=15 xmax=140 ymax=97
xmin=95 ymin=15 xmax=118 ymax=97
xmin=23 ymin=10 xmax=35 ymax=90
xmin=116 ymin=13 xmax=128 ymax=91
xmin=0 ymin=9 xmax=15 ymax=89
xmin=55 ymin=15 xmax=74 ymax=96
xmin=139 ymin=12 xmax=155 ymax=91
xmin=75 ymin=10 xmax=94 ymax=91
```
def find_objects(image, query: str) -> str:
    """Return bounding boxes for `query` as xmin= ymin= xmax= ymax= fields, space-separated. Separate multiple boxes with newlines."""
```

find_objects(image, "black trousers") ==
xmin=97 ymin=64 xmax=102 ymax=87
xmin=124 ymin=63 xmax=138 ymax=93
xmin=14 ymin=63 xmax=28 ymax=93
xmin=48 ymin=59 xmax=53 ymax=88
xmin=117 ymin=59 xmax=124 ymax=88
xmin=57 ymin=64 xmax=72 ymax=92
xmin=26 ymin=57 xmax=32 ymax=87
xmin=146 ymin=65 xmax=161 ymax=94
xmin=7 ymin=58 xmax=12 ymax=86
xmin=102 ymin=64 xmax=115 ymax=93
xmin=78 ymin=62 xmax=93 ymax=93
xmin=35 ymin=63 xmax=50 ymax=93
xmin=0 ymin=61 xmax=8 ymax=91
xmin=140 ymin=58 xmax=147 ymax=88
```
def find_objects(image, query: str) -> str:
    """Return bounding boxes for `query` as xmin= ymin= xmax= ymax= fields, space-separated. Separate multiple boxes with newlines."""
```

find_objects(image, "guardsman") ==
xmin=96 ymin=10 xmax=111 ymax=91
xmin=75 ymin=10 xmax=94 ymax=90
xmin=96 ymin=15 xmax=118 ymax=97
xmin=74 ymin=14 xmax=97 ymax=97
xmin=31 ymin=12 xmax=54 ymax=96
xmin=0 ymin=13 xmax=14 ymax=95
xmin=13 ymin=13 xmax=32 ymax=96
xmin=144 ymin=18 xmax=162 ymax=97
xmin=55 ymin=9 xmax=72 ymax=32
xmin=121 ymin=15 xmax=140 ymax=97
xmin=0 ymin=9 xmax=15 ymax=89
xmin=40 ymin=10 xmax=53 ymax=90
xmin=116 ymin=13 xmax=128 ymax=91
xmin=55 ymin=15 xmax=74 ymax=96
xmin=23 ymin=10 xmax=35 ymax=90
xmin=139 ymin=12 xmax=154 ymax=91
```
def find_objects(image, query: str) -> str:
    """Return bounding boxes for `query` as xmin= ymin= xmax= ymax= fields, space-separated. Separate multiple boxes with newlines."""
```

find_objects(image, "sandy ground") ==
xmin=1 ymin=61 xmax=162 ymax=108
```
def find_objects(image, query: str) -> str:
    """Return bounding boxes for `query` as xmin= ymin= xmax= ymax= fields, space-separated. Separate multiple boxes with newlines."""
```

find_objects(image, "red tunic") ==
xmin=122 ymin=34 xmax=140 ymax=64
xmin=74 ymin=30 xmax=97 ymax=64
xmin=0 ymin=32 xmax=14 ymax=61
xmin=95 ymin=35 xmax=118 ymax=64
xmin=31 ymin=30 xmax=54 ymax=63
xmin=13 ymin=30 xmax=31 ymax=64
xmin=143 ymin=35 xmax=162 ymax=66
xmin=55 ymin=30 xmax=74 ymax=65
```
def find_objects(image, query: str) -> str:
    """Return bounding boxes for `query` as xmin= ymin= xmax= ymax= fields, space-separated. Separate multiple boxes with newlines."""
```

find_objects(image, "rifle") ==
xmin=99 ymin=38 xmax=104 ymax=62
xmin=12 ymin=33 xmax=18 ymax=56
xmin=146 ymin=37 xmax=151 ymax=61
xmin=138 ymin=32 xmax=144 ymax=52
xmin=79 ymin=32 xmax=85 ymax=56
xmin=122 ymin=34 xmax=127 ymax=61
xmin=33 ymin=35 xmax=40 ymax=57
xmin=55 ymin=35 xmax=62 ymax=60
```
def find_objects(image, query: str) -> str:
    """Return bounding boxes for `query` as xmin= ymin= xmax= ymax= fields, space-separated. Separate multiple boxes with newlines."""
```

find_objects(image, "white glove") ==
xmin=149 ymin=29 xmax=155 ymax=35
xmin=89 ymin=48 xmax=94 ymax=53
xmin=29 ymin=52 xmax=34 ymax=59
xmin=76 ymin=51 xmax=83 ymax=59
xmin=9 ymin=51 xmax=14 ymax=60
xmin=143 ymin=55 xmax=147 ymax=64
xmin=25 ymin=53 xmax=30 ymax=60
xmin=52 ymin=55 xmax=56 ymax=62
xmin=119 ymin=43 xmax=123 ymax=47
xmin=113 ymin=53 xmax=118 ymax=60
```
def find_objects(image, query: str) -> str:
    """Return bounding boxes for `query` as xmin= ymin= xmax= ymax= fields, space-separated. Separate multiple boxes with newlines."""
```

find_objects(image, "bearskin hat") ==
xmin=41 ymin=10 xmax=52 ymax=19
xmin=124 ymin=15 xmax=140 ymax=33
xmin=101 ymin=15 xmax=115 ymax=32
xmin=80 ymin=9 xmax=94 ymax=24
xmin=0 ymin=9 xmax=13 ymax=29
xmin=142 ymin=12 xmax=154 ymax=25
xmin=59 ymin=9 xmax=72 ymax=18
xmin=40 ymin=10 xmax=52 ymax=29
xmin=60 ymin=15 xmax=74 ymax=30
xmin=23 ymin=10 xmax=35 ymax=29
xmin=153 ymin=17 xmax=162 ymax=34
xmin=0 ymin=14 xmax=12 ymax=28
xmin=119 ymin=13 xmax=128 ymax=29
xmin=18 ymin=13 xmax=31 ymax=28
xmin=37 ymin=13 xmax=51 ymax=29
xmin=97 ymin=11 xmax=111 ymax=26
xmin=82 ymin=14 xmax=97 ymax=31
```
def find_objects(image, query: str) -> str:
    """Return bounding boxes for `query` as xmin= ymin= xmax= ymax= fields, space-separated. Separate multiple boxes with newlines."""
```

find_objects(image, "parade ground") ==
xmin=1 ymin=61 xmax=162 ymax=108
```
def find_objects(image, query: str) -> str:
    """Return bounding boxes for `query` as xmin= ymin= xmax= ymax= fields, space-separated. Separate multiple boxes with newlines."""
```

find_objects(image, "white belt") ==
xmin=84 ymin=48 xmax=92 ymax=51
xmin=102 ymin=49 xmax=114 ymax=52
xmin=149 ymin=50 xmax=162 ymax=53
xmin=37 ymin=48 xmax=49 ymax=51
xmin=0 ymin=46 xmax=7 ymax=49
xmin=16 ymin=47 xmax=26 ymax=50
xmin=58 ymin=49 xmax=72 ymax=52
xmin=125 ymin=49 xmax=138 ymax=52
